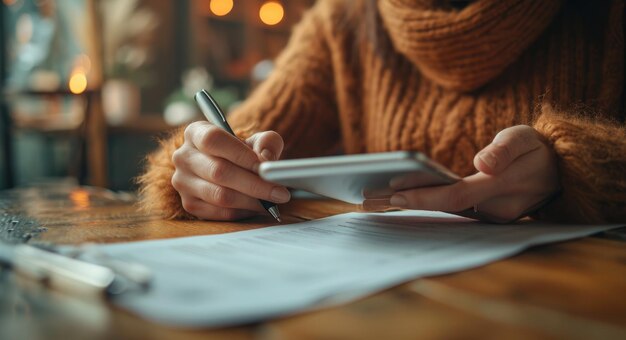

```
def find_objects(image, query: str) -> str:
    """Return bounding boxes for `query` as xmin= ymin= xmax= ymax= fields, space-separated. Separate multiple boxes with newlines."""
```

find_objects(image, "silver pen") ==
xmin=1 ymin=243 xmax=112 ymax=295
xmin=0 ymin=242 xmax=152 ymax=296
xmin=194 ymin=89 xmax=282 ymax=222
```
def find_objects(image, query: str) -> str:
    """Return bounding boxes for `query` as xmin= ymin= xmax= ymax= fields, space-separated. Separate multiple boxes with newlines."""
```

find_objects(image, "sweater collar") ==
xmin=378 ymin=0 xmax=562 ymax=91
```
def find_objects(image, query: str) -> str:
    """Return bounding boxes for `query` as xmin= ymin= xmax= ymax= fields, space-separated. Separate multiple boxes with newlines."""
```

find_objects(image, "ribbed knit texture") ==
xmin=139 ymin=0 xmax=626 ymax=223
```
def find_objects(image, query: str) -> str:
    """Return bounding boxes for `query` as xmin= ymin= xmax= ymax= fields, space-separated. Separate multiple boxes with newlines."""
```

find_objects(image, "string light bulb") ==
xmin=259 ymin=1 xmax=284 ymax=26
xmin=209 ymin=0 xmax=233 ymax=16
xmin=69 ymin=71 xmax=87 ymax=94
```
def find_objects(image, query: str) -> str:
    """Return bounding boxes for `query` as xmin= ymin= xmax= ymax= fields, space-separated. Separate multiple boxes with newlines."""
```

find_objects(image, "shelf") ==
xmin=206 ymin=17 xmax=291 ymax=34
xmin=12 ymin=115 xmax=83 ymax=134
xmin=107 ymin=115 xmax=173 ymax=135
xmin=3 ymin=88 xmax=97 ymax=98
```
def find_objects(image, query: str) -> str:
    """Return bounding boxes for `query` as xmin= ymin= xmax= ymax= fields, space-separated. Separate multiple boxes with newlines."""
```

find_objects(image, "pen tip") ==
xmin=268 ymin=206 xmax=281 ymax=223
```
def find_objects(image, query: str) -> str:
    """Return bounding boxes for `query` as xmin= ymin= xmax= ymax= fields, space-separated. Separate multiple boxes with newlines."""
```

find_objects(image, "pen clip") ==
xmin=200 ymin=89 xmax=227 ymax=122
xmin=194 ymin=89 xmax=235 ymax=134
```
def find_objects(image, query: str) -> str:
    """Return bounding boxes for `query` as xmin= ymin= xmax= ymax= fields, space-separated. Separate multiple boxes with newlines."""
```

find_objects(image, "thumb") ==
xmin=474 ymin=125 xmax=542 ymax=175
xmin=246 ymin=131 xmax=285 ymax=162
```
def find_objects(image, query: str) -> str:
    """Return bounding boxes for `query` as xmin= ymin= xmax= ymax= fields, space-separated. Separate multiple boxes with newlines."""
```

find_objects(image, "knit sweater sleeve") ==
xmin=532 ymin=105 xmax=626 ymax=223
xmin=226 ymin=5 xmax=341 ymax=158
xmin=137 ymin=2 xmax=340 ymax=219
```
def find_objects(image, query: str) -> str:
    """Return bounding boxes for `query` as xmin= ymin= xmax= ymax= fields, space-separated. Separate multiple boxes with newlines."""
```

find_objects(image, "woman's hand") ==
xmin=171 ymin=121 xmax=291 ymax=220
xmin=377 ymin=125 xmax=560 ymax=222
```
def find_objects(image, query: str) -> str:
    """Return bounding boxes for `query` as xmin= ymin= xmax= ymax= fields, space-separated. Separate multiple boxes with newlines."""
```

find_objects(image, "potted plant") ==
xmin=100 ymin=0 xmax=157 ymax=125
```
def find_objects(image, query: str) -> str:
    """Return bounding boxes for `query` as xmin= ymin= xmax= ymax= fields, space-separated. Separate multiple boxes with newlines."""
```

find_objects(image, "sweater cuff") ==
xmin=137 ymin=127 xmax=195 ymax=220
xmin=532 ymin=106 xmax=626 ymax=223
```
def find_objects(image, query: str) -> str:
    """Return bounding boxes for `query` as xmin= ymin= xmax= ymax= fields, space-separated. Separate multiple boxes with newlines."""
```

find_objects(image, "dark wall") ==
xmin=107 ymin=132 xmax=162 ymax=191
xmin=139 ymin=0 xmax=190 ymax=114
xmin=0 ymin=4 xmax=10 ymax=189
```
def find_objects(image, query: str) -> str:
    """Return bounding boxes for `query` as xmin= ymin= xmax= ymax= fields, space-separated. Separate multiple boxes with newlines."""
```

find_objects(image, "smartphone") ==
xmin=259 ymin=151 xmax=460 ymax=204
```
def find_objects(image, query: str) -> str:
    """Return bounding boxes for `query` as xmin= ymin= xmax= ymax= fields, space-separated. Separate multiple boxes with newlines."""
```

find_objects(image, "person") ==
xmin=138 ymin=0 xmax=626 ymax=223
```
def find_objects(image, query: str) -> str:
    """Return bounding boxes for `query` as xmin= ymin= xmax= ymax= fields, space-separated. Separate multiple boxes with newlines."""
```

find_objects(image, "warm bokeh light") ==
xmin=69 ymin=189 xmax=90 ymax=209
xmin=259 ymin=1 xmax=284 ymax=26
xmin=209 ymin=0 xmax=234 ymax=16
xmin=69 ymin=72 xmax=88 ymax=94
xmin=3 ymin=0 xmax=17 ymax=6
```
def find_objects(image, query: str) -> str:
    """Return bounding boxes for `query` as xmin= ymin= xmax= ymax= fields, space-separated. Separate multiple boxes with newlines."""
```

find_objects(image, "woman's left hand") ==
xmin=374 ymin=125 xmax=561 ymax=222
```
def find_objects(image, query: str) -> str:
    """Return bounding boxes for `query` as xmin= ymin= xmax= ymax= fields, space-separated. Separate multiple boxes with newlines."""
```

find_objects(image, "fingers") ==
xmin=185 ymin=121 xmax=261 ymax=173
xmin=171 ymin=172 xmax=265 ymax=212
xmin=174 ymin=124 xmax=290 ymax=220
xmin=183 ymin=151 xmax=291 ymax=203
xmin=388 ymin=172 xmax=497 ymax=213
xmin=474 ymin=125 xmax=543 ymax=175
xmin=179 ymin=195 xmax=258 ymax=221
xmin=383 ymin=125 xmax=558 ymax=222
xmin=387 ymin=158 xmax=542 ymax=215
xmin=385 ymin=148 xmax=558 ymax=222
xmin=246 ymin=131 xmax=285 ymax=161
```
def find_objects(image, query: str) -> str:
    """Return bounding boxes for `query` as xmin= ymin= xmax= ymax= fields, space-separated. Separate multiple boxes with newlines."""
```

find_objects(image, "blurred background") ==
xmin=0 ymin=0 xmax=315 ymax=191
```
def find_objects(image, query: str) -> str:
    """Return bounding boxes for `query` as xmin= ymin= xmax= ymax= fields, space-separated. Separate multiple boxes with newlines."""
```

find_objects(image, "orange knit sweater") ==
xmin=139 ymin=0 xmax=626 ymax=223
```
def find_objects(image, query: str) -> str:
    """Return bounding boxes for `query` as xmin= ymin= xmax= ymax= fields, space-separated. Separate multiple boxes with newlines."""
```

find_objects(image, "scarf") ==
xmin=378 ymin=0 xmax=563 ymax=91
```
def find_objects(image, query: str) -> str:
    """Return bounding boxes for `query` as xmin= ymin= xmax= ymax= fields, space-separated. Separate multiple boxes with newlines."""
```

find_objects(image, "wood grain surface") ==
xmin=1 ymin=185 xmax=625 ymax=340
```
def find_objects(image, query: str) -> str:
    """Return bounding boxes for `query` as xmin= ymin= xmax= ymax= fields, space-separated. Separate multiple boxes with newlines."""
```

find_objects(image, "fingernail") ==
xmin=261 ymin=149 xmax=275 ymax=161
xmin=390 ymin=195 xmax=407 ymax=207
xmin=270 ymin=187 xmax=290 ymax=202
xmin=478 ymin=152 xmax=497 ymax=169
xmin=252 ymin=162 xmax=260 ymax=173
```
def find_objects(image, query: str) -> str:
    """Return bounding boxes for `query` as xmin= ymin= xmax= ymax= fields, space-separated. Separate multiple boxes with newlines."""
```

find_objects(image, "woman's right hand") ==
xmin=171 ymin=121 xmax=291 ymax=220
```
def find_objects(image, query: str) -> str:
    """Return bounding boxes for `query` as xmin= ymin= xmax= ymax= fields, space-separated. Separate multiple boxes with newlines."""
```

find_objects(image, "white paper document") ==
xmin=97 ymin=211 xmax=621 ymax=327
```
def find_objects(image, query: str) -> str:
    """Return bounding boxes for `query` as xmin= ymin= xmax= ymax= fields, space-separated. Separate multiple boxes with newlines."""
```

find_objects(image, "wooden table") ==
xmin=1 ymin=185 xmax=625 ymax=339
